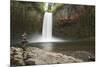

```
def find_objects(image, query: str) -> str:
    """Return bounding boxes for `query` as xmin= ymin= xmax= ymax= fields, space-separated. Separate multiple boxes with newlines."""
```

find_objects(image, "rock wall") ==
xmin=53 ymin=5 xmax=95 ymax=38
xmin=11 ymin=1 xmax=43 ymax=34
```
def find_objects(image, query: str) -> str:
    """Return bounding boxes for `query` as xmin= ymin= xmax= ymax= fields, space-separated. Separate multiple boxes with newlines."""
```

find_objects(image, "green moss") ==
xmin=33 ymin=3 xmax=44 ymax=14
xmin=52 ymin=4 xmax=64 ymax=13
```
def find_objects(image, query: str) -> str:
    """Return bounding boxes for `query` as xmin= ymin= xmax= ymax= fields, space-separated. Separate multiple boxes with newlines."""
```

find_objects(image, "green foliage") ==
xmin=52 ymin=4 xmax=64 ymax=13
xmin=32 ymin=2 xmax=44 ymax=14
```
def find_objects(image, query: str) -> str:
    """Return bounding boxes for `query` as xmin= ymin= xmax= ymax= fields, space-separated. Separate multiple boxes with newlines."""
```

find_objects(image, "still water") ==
xmin=11 ymin=38 xmax=95 ymax=61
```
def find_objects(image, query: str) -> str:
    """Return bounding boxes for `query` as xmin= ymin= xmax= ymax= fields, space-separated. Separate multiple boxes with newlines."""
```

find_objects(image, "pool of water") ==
xmin=11 ymin=39 xmax=95 ymax=61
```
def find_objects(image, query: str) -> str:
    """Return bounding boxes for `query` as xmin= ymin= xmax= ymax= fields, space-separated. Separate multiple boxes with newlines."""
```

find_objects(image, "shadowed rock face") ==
xmin=11 ymin=47 xmax=83 ymax=66
xmin=53 ymin=5 xmax=95 ymax=38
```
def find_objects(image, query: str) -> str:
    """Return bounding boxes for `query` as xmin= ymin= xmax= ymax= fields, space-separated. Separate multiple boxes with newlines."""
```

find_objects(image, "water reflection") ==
xmin=41 ymin=43 xmax=53 ymax=51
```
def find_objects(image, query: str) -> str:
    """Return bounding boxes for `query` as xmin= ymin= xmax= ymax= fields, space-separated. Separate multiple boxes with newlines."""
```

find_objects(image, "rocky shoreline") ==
xmin=10 ymin=47 xmax=83 ymax=66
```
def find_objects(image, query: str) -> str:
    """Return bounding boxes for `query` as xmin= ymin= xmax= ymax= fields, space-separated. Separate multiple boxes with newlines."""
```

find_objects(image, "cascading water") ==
xmin=29 ymin=3 xmax=65 ymax=43
xmin=42 ymin=12 xmax=53 ymax=40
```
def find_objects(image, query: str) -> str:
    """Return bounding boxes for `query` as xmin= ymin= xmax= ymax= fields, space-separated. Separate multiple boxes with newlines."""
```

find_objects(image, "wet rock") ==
xmin=13 ymin=55 xmax=23 ymax=59
xmin=71 ymin=51 xmax=95 ymax=61
xmin=11 ymin=47 xmax=25 ymax=66
xmin=25 ymin=58 xmax=36 ymax=65
xmin=88 ymin=56 xmax=95 ymax=61
xmin=12 ymin=58 xmax=25 ymax=66
xmin=24 ymin=47 xmax=83 ymax=65
xmin=11 ymin=47 xmax=83 ymax=66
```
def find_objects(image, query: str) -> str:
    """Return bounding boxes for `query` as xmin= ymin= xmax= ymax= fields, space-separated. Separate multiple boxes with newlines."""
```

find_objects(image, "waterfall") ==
xmin=42 ymin=12 xmax=53 ymax=40
xmin=29 ymin=3 xmax=65 ymax=43
xmin=29 ymin=11 xmax=64 ymax=43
